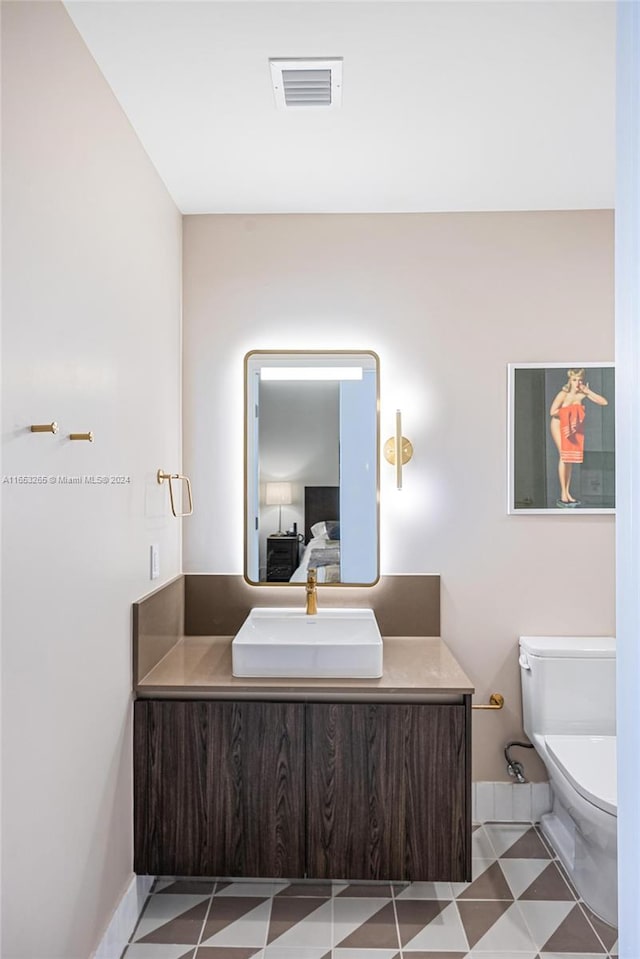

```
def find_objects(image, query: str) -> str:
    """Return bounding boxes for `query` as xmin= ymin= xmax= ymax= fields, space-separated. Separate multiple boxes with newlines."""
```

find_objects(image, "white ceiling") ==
xmin=64 ymin=1 xmax=616 ymax=215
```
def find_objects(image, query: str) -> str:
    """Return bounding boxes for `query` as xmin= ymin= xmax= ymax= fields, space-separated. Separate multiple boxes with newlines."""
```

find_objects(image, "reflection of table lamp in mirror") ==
xmin=265 ymin=481 xmax=292 ymax=535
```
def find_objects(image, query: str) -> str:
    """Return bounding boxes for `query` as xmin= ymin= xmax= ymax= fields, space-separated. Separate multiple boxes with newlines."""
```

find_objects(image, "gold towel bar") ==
xmin=157 ymin=469 xmax=194 ymax=517
xmin=31 ymin=422 xmax=58 ymax=434
xmin=472 ymin=693 xmax=505 ymax=710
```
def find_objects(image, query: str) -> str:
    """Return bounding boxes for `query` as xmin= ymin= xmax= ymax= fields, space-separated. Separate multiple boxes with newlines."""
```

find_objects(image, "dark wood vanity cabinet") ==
xmin=134 ymin=700 xmax=305 ymax=877
xmin=306 ymin=702 xmax=469 ymax=881
xmin=134 ymin=698 xmax=470 ymax=881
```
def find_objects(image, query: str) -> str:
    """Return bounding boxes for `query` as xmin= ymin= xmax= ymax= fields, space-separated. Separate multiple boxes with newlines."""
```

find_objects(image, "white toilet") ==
xmin=519 ymin=635 xmax=617 ymax=927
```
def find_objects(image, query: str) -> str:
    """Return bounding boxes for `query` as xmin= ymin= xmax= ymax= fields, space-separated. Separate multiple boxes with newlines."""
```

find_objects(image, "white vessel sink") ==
xmin=231 ymin=607 xmax=383 ymax=679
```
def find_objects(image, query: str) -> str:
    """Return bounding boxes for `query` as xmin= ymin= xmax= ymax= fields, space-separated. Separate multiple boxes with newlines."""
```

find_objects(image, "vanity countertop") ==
xmin=135 ymin=635 xmax=474 ymax=702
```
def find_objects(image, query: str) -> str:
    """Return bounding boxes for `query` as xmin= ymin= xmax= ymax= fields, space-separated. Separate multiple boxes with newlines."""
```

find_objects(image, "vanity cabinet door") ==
xmin=401 ymin=703 xmax=469 ymax=881
xmin=305 ymin=702 xmax=405 ymax=880
xmin=305 ymin=702 xmax=469 ymax=882
xmin=134 ymin=699 xmax=305 ymax=877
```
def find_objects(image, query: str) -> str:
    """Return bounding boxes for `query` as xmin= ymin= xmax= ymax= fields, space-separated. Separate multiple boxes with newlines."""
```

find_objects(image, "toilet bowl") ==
xmin=519 ymin=636 xmax=617 ymax=927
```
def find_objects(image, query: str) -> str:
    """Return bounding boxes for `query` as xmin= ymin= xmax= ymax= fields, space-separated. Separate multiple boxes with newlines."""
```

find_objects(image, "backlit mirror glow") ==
xmin=245 ymin=351 xmax=379 ymax=586
xmin=260 ymin=366 xmax=363 ymax=381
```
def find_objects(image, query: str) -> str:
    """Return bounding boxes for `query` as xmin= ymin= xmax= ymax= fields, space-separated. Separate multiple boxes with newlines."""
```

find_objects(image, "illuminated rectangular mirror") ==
xmin=245 ymin=350 xmax=379 ymax=585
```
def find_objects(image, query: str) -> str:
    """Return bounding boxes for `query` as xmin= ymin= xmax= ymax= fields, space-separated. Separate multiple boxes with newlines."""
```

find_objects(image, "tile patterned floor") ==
xmin=121 ymin=823 xmax=618 ymax=959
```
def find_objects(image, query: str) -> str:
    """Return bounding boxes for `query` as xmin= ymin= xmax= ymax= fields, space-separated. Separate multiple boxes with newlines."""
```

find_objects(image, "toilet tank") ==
xmin=519 ymin=636 xmax=616 ymax=739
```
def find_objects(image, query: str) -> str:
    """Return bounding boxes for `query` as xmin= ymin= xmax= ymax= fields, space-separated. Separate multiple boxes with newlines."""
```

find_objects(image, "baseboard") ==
xmin=472 ymin=781 xmax=552 ymax=823
xmin=92 ymin=874 xmax=155 ymax=959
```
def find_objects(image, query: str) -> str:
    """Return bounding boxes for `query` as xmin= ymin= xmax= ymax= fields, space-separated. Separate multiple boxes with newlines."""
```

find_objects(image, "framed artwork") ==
xmin=508 ymin=363 xmax=615 ymax=514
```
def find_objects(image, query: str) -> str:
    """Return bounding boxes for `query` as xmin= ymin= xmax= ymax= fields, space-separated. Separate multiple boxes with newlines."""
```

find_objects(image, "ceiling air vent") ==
xmin=269 ymin=58 xmax=343 ymax=111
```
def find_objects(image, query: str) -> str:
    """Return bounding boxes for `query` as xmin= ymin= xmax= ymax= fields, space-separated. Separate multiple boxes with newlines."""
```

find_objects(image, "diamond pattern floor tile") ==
xmin=267 ymin=897 xmax=329 ymax=945
xmin=264 ymin=899 xmax=333 ymax=950
xmin=122 ymin=946 xmax=197 ymax=959
xmin=335 ymin=883 xmax=394 ymax=898
xmin=275 ymin=883 xmax=332 ymax=898
xmin=399 ymin=900 xmax=469 ymax=952
xmin=464 ymin=901 xmax=537 ymax=952
xmin=133 ymin=897 xmax=210 ymax=944
xmin=519 ymin=862 xmax=577 ymax=902
xmin=541 ymin=903 xmax=608 ymax=954
xmin=579 ymin=902 xmax=618 ymax=952
xmin=200 ymin=898 xmax=272 ymax=948
xmin=539 ymin=953 xmax=609 ymax=958
xmin=402 ymin=952 xmax=468 ymax=959
xmin=451 ymin=856 xmax=500 ymax=897
xmin=468 ymin=953 xmax=538 ymax=959
xmin=471 ymin=827 xmax=499 ymax=860
xmin=197 ymin=949 xmax=263 ymax=959
xmin=335 ymin=901 xmax=400 ymax=950
xmin=263 ymin=948 xmax=330 ymax=959
xmin=394 ymin=898 xmax=450 ymax=946
xmin=456 ymin=861 xmax=513 ymax=901
xmin=457 ymin=898 xmax=514 ymax=949
xmin=333 ymin=951 xmax=400 ymax=959
xmin=155 ymin=880 xmax=216 ymax=895
xmin=214 ymin=882 xmax=287 ymax=898
xmin=517 ymin=899 xmax=578 ymax=950
xmin=394 ymin=881 xmax=453 ymax=900
xmin=499 ymin=858 xmax=556 ymax=899
xmin=121 ymin=822 xmax=616 ymax=959
xmin=332 ymin=897 xmax=395 ymax=948
xmin=485 ymin=824 xmax=552 ymax=860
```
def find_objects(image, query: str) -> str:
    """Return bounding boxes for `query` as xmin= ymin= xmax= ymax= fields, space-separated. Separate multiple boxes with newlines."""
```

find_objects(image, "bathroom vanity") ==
xmin=132 ymin=574 xmax=474 ymax=883
xmin=131 ymin=355 xmax=475 ymax=881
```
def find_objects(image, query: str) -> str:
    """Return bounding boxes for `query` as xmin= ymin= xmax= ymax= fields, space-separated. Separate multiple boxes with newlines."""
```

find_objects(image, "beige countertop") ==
xmin=136 ymin=635 xmax=474 ymax=702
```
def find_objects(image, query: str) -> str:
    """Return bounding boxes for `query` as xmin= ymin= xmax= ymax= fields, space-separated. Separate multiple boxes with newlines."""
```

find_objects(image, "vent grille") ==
xmin=270 ymin=58 xmax=342 ymax=110
xmin=282 ymin=69 xmax=331 ymax=107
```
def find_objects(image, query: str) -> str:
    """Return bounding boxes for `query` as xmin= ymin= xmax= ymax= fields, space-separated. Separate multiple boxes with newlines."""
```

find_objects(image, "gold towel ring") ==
xmin=157 ymin=469 xmax=193 ymax=517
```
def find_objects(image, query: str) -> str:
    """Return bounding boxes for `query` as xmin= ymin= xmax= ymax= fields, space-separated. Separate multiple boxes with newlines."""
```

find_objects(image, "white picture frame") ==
xmin=507 ymin=362 xmax=615 ymax=514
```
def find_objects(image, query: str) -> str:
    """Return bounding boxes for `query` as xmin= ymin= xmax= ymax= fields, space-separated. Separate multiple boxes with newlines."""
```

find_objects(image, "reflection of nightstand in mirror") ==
xmin=266 ymin=536 xmax=298 ymax=582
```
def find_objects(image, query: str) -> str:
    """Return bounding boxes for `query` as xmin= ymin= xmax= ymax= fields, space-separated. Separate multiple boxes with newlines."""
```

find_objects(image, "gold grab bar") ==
xmin=157 ymin=469 xmax=193 ymax=517
xmin=31 ymin=422 xmax=59 ymax=434
xmin=472 ymin=693 xmax=505 ymax=710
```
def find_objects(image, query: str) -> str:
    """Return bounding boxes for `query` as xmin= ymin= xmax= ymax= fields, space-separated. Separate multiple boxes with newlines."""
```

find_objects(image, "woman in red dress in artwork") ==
xmin=549 ymin=368 xmax=608 ymax=508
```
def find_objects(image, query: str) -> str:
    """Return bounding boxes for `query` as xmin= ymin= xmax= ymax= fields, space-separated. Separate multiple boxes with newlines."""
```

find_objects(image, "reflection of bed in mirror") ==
xmin=289 ymin=486 xmax=341 ymax=583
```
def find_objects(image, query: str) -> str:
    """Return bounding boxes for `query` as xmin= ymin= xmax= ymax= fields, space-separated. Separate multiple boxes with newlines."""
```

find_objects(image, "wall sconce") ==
xmin=265 ymin=481 xmax=292 ymax=535
xmin=384 ymin=410 xmax=413 ymax=490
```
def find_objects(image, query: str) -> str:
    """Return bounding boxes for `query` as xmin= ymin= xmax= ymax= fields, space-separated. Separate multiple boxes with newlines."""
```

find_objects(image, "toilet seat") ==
xmin=544 ymin=734 xmax=616 ymax=816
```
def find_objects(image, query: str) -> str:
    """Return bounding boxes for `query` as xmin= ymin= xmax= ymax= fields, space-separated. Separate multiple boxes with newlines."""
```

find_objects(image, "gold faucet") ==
xmin=305 ymin=568 xmax=318 ymax=615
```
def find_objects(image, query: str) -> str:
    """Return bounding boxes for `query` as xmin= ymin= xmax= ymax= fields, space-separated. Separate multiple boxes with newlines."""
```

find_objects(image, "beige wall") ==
xmin=1 ymin=4 xmax=182 ymax=957
xmin=183 ymin=211 xmax=615 ymax=782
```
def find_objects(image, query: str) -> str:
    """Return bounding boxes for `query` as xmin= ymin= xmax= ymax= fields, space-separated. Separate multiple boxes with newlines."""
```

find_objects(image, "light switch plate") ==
xmin=150 ymin=544 xmax=160 ymax=580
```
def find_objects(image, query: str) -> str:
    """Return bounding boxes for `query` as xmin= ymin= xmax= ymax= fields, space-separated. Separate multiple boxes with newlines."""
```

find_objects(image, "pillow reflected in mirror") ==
xmin=310 ymin=520 xmax=340 ymax=541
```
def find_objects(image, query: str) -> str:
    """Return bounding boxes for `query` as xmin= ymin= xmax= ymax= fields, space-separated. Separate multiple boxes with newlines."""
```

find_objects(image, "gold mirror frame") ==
xmin=244 ymin=350 xmax=380 ymax=586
